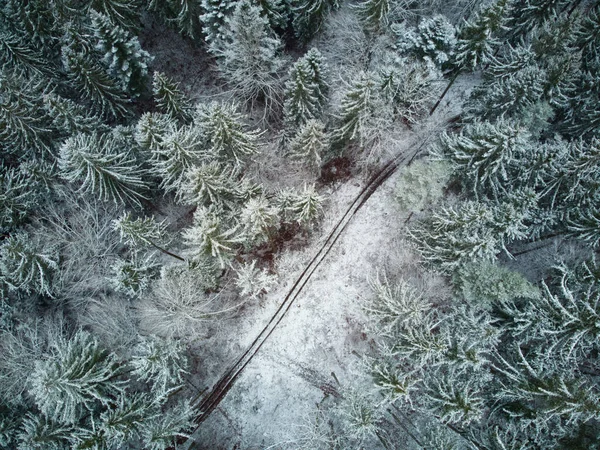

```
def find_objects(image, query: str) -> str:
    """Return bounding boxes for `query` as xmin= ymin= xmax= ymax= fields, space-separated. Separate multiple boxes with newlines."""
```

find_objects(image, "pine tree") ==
xmin=43 ymin=93 xmax=105 ymax=136
xmin=62 ymin=47 xmax=130 ymax=120
xmin=109 ymin=256 xmax=157 ymax=297
xmin=234 ymin=260 xmax=277 ymax=299
xmin=397 ymin=15 xmax=457 ymax=67
xmin=239 ymin=196 xmax=280 ymax=246
xmin=210 ymin=1 xmax=285 ymax=113
xmin=58 ymin=132 xmax=148 ymax=205
xmin=287 ymin=184 xmax=324 ymax=227
xmin=452 ymin=0 xmax=509 ymax=71
xmin=0 ymin=232 xmax=58 ymax=297
xmin=17 ymin=413 xmax=73 ymax=450
xmin=140 ymin=400 xmax=194 ymax=450
xmin=434 ymin=120 xmax=531 ymax=200
xmin=91 ymin=0 xmax=143 ymax=31
xmin=182 ymin=206 xmax=243 ymax=267
xmin=0 ymin=164 xmax=41 ymax=233
xmin=134 ymin=112 xmax=174 ymax=152
xmin=28 ymin=330 xmax=122 ymax=425
xmin=257 ymin=0 xmax=290 ymax=31
xmin=99 ymin=393 xmax=155 ymax=448
xmin=408 ymin=200 xmax=528 ymax=271
xmin=288 ymin=119 xmax=328 ymax=171
xmin=130 ymin=336 xmax=187 ymax=396
xmin=150 ymin=124 xmax=205 ymax=193
xmin=199 ymin=0 xmax=238 ymax=44
xmin=292 ymin=0 xmax=338 ymax=41
xmin=505 ymin=0 xmax=567 ymax=41
xmin=195 ymin=102 xmax=261 ymax=166
xmin=91 ymin=10 xmax=152 ymax=96
xmin=0 ymin=74 xmax=52 ymax=158
xmin=283 ymin=49 xmax=329 ymax=129
xmin=152 ymin=72 xmax=193 ymax=123
xmin=379 ymin=60 xmax=441 ymax=124
xmin=355 ymin=0 xmax=390 ymax=33
xmin=335 ymin=71 xmax=380 ymax=147
xmin=177 ymin=162 xmax=235 ymax=207
xmin=0 ymin=31 xmax=50 ymax=78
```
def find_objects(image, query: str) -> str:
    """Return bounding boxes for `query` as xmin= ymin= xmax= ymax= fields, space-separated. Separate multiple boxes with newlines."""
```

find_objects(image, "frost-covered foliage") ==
xmin=283 ymin=48 xmax=329 ymax=129
xmin=379 ymin=58 xmax=442 ymax=124
xmin=183 ymin=207 xmax=243 ymax=267
xmin=395 ymin=15 xmax=457 ymax=67
xmin=0 ymin=232 xmax=58 ymax=297
xmin=150 ymin=124 xmax=205 ymax=193
xmin=395 ymin=159 xmax=451 ymax=212
xmin=152 ymin=72 xmax=193 ymax=122
xmin=91 ymin=10 xmax=152 ymax=95
xmin=288 ymin=119 xmax=329 ymax=171
xmin=210 ymin=1 xmax=285 ymax=115
xmin=109 ymin=255 xmax=158 ymax=297
xmin=279 ymin=184 xmax=325 ymax=227
xmin=135 ymin=112 xmax=174 ymax=151
xmin=454 ymin=261 xmax=540 ymax=309
xmin=234 ymin=260 xmax=277 ymax=299
xmin=195 ymin=102 xmax=262 ymax=166
xmin=137 ymin=265 xmax=224 ymax=338
xmin=239 ymin=196 xmax=280 ymax=246
xmin=61 ymin=46 xmax=131 ymax=120
xmin=0 ymin=164 xmax=45 ymax=233
xmin=130 ymin=336 xmax=187 ymax=396
xmin=199 ymin=0 xmax=238 ymax=44
xmin=178 ymin=162 xmax=236 ymax=207
xmin=409 ymin=200 xmax=529 ymax=271
xmin=0 ymin=75 xmax=52 ymax=158
xmin=58 ymin=132 xmax=148 ymax=205
xmin=452 ymin=0 xmax=510 ymax=71
xmin=28 ymin=330 xmax=121 ymax=425
xmin=293 ymin=0 xmax=339 ymax=42
xmin=113 ymin=212 xmax=168 ymax=250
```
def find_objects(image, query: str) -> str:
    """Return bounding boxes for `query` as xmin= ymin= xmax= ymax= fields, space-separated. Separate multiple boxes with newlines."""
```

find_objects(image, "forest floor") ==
xmin=181 ymin=81 xmax=473 ymax=449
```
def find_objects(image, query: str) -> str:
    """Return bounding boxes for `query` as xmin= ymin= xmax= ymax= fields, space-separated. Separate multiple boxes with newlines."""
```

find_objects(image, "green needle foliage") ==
xmin=196 ymin=102 xmax=262 ymax=166
xmin=177 ymin=162 xmax=236 ymax=207
xmin=28 ymin=330 xmax=122 ymax=425
xmin=0 ymin=232 xmax=58 ymax=297
xmin=62 ymin=47 xmax=130 ymax=120
xmin=91 ymin=10 xmax=152 ymax=96
xmin=152 ymin=72 xmax=193 ymax=123
xmin=288 ymin=119 xmax=329 ymax=171
xmin=58 ymin=132 xmax=149 ymax=205
xmin=183 ymin=206 xmax=243 ymax=267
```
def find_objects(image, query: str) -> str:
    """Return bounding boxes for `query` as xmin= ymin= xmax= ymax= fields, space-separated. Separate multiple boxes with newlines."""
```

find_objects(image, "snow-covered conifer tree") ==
xmin=199 ymin=0 xmax=237 ymax=44
xmin=239 ymin=196 xmax=280 ymax=246
xmin=43 ymin=93 xmax=105 ymax=136
xmin=0 ymin=232 xmax=58 ymax=297
xmin=210 ymin=1 xmax=285 ymax=114
xmin=283 ymin=48 xmax=329 ymax=129
xmin=433 ymin=120 xmax=531 ymax=200
xmin=183 ymin=207 xmax=243 ymax=267
xmin=152 ymin=72 xmax=193 ymax=123
xmin=288 ymin=119 xmax=328 ymax=171
xmin=195 ymin=102 xmax=261 ymax=166
xmin=62 ymin=47 xmax=130 ymax=120
xmin=131 ymin=336 xmax=187 ymax=396
xmin=452 ymin=0 xmax=509 ymax=71
xmin=0 ymin=75 xmax=52 ymax=158
xmin=292 ymin=0 xmax=339 ymax=42
xmin=397 ymin=15 xmax=457 ymax=67
xmin=59 ymin=132 xmax=148 ymax=205
xmin=177 ymin=162 xmax=235 ymax=207
xmin=287 ymin=184 xmax=324 ymax=227
xmin=234 ymin=260 xmax=277 ymax=298
xmin=91 ymin=10 xmax=152 ymax=95
xmin=335 ymin=71 xmax=381 ymax=147
xmin=28 ymin=330 xmax=122 ymax=425
xmin=150 ymin=124 xmax=205 ymax=193
xmin=134 ymin=112 xmax=174 ymax=151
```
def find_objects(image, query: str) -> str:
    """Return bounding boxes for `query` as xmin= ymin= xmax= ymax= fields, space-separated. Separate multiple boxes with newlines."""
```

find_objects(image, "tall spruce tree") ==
xmin=283 ymin=48 xmax=329 ymax=129
xmin=210 ymin=1 xmax=285 ymax=113
xmin=91 ymin=10 xmax=152 ymax=96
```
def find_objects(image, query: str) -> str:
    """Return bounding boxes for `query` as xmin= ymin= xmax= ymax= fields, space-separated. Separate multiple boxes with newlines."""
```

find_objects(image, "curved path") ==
xmin=183 ymin=128 xmax=443 ymax=448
